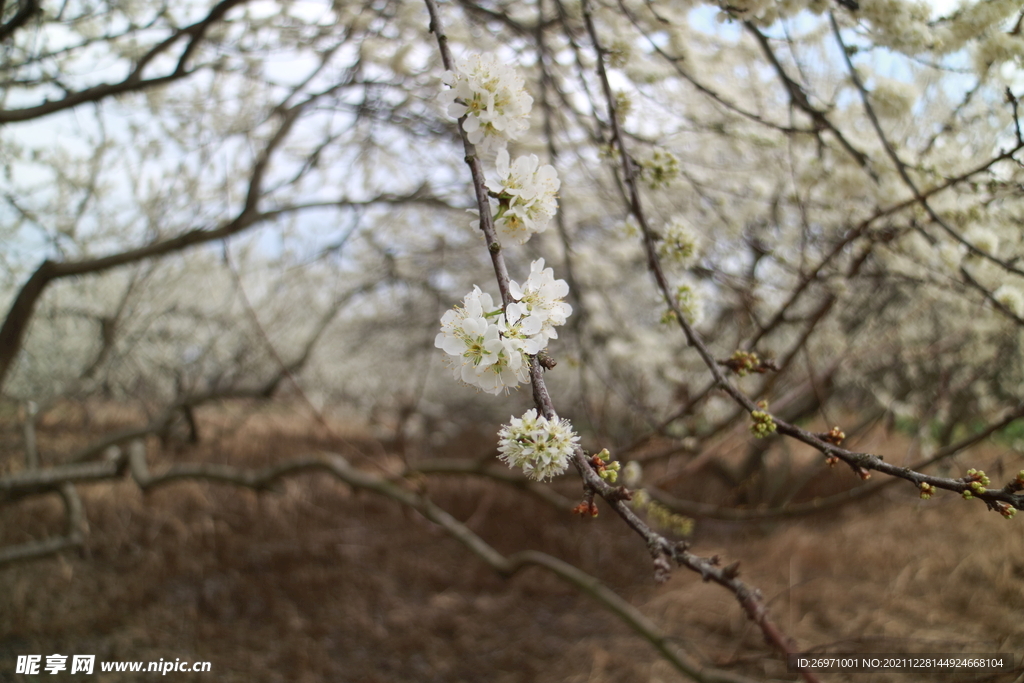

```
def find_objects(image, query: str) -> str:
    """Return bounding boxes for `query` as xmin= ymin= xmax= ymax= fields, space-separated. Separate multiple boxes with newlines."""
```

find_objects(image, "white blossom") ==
xmin=672 ymin=281 xmax=704 ymax=327
xmin=507 ymin=258 xmax=573 ymax=342
xmin=488 ymin=149 xmax=560 ymax=244
xmin=870 ymin=76 xmax=917 ymax=120
xmin=435 ymin=275 xmax=572 ymax=395
xmin=939 ymin=242 xmax=965 ymax=272
xmin=497 ymin=408 xmax=579 ymax=481
xmin=435 ymin=263 xmax=574 ymax=393
xmin=470 ymin=343 xmax=532 ymax=394
xmin=440 ymin=54 xmax=533 ymax=154
xmin=964 ymin=226 xmax=999 ymax=256
xmin=435 ymin=287 xmax=501 ymax=368
xmin=435 ymin=286 xmax=531 ymax=394
xmin=993 ymin=284 xmax=1024 ymax=317
xmin=657 ymin=216 xmax=701 ymax=269
xmin=622 ymin=460 xmax=643 ymax=487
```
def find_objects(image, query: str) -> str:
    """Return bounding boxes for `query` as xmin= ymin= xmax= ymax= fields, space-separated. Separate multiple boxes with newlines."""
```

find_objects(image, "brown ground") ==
xmin=1 ymin=402 xmax=1022 ymax=683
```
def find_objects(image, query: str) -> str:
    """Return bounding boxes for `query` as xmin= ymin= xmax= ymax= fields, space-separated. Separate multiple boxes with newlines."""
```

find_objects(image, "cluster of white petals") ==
xmin=440 ymin=54 xmax=533 ymax=154
xmin=497 ymin=409 xmax=579 ymax=481
xmin=657 ymin=216 xmax=701 ymax=269
xmin=435 ymin=262 xmax=571 ymax=395
xmin=434 ymin=286 xmax=533 ymax=394
xmin=964 ymin=226 xmax=999 ymax=256
xmin=488 ymin=149 xmax=560 ymax=244
xmin=437 ymin=55 xmax=577 ymax=466
xmin=994 ymin=284 xmax=1024 ymax=317
xmin=507 ymin=258 xmax=572 ymax=342
xmin=674 ymin=282 xmax=704 ymax=326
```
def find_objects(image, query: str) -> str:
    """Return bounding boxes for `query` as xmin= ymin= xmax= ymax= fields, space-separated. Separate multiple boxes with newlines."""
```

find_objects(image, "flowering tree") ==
xmin=2 ymin=0 xmax=1024 ymax=679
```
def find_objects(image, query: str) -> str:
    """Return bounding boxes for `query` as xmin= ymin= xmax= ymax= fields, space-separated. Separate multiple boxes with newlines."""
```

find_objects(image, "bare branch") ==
xmin=829 ymin=12 xmax=1024 ymax=279
xmin=3 ymin=442 xmax=760 ymax=683
xmin=0 ymin=0 xmax=250 ymax=123
xmin=745 ymin=21 xmax=875 ymax=178
xmin=0 ymin=0 xmax=38 ymax=43
xmin=0 ymin=484 xmax=85 ymax=566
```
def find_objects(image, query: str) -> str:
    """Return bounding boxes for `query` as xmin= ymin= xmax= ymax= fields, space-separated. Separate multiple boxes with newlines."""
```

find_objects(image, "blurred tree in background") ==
xmin=2 ymin=0 xmax=1024 ymax=679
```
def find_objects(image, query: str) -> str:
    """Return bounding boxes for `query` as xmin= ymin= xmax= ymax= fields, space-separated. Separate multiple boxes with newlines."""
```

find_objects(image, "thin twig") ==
xmin=829 ymin=12 xmax=1024 ymax=280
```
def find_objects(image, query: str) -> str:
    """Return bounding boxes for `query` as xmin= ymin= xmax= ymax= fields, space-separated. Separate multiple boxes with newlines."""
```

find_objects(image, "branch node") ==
xmin=652 ymin=552 xmax=672 ymax=584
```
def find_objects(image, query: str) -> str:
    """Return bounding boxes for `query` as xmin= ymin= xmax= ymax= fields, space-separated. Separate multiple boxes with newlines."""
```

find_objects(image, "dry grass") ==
xmin=0 ymin=403 xmax=1022 ymax=682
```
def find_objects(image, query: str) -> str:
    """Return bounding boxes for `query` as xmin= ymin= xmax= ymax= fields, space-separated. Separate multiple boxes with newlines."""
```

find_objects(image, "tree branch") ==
xmin=0 ymin=0 xmax=250 ymax=123
xmin=0 ymin=0 xmax=38 ymax=43
xmin=1 ymin=441 xmax=761 ymax=683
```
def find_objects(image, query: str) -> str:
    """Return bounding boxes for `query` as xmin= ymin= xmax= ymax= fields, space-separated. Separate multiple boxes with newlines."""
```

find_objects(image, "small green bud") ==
xmin=749 ymin=410 xmax=777 ymax=438
xmin=966 ymin=468 xmax=990 ymax=486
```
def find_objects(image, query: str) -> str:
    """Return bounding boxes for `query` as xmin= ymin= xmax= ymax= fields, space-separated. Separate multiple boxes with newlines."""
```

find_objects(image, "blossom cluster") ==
xmin=657 ymin=216 xmax=701 ymax=269
xmin=438 ymin=56 xmax=578 ymax=483
xmin=442 ymin=54 xmax=559 ymax=246
xmin=434 ymin=260 xmax=572 ymax=395
xmin=489 ymin=149 xmax=560 ymax=244
xmin=440 ymin=54 xmax=533 ymax=155
xmin=434 ymin=286 xmax=532 ymax=395
xmin=507 ymin=258 xmax=572 ymax=342
xmin=497 ymin=408 xmax=579 ymax=481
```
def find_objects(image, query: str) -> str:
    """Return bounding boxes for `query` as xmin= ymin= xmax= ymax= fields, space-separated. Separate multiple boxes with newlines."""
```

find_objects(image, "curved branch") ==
xmin=0 ymin=81 xmax=408 ymax=390
xmin=0 ymin=483 xmax=84 ymax=565
xmin=408 ymin=458 xmax=575 ymax=510
xmin=745 ymin=21 xmax=874 ymax=177
xmin=0 ymin=0 xmax=249 ymax=123
xmin=0 ymin=0 xmax=38 ymax=43
xmin=0 ymin=208 xmax=258 ymax=390
xmin=1 ymin=442 xmax=760 ymax=683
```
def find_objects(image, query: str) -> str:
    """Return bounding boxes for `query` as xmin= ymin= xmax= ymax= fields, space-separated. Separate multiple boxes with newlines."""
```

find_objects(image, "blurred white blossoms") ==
xmin=994 ymin=284 xmax=1024 ymax=317
xmin=497 ymin=409 xmax=579 ymax=481
xmin=676 ymin=283 xmax=704 ymax=326
xmin=435 ymin=261 xmax=572 ymax=394
xmin=660 ymin=281 xmax=703 ymax=327
xmin=964 ymin=226 xmax=999 ymax=256
xmin=488 ymin=149 xmax=560 ymax=244
xmin=939 ymin=242 xmax=965 ymax=271
xmin=440 ymin=54 xmax=533 ymax=154
xmin=656 ymin=216 xmax=701 ymax=269
xmin=622 ymin=460 xmax=643 ymax=487
xmin=507 ymin=258 xmax=572 ymax=342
